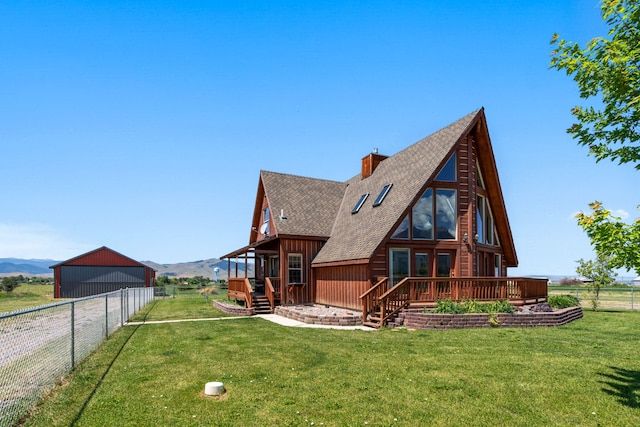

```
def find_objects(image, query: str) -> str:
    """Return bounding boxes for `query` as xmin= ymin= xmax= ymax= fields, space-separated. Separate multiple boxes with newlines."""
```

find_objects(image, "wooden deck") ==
xmin=360 ymin=277 xmax=548 ymax=328
xmin=229 ymin=276 xmax=548 ymax=328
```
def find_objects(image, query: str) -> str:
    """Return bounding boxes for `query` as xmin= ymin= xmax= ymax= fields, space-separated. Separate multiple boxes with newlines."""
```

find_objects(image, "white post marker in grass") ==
xmin=204 ymin=382 xmax=225 ymax=396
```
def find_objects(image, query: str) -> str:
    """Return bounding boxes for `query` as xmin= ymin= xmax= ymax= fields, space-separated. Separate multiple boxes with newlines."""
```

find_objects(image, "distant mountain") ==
xmin=140 ymin=258 xmax=253 ymax=280
xmin=0 ymin=257 xmax=253 ymax=280
xmin=0 ymin=258 xmax=59 ymax=276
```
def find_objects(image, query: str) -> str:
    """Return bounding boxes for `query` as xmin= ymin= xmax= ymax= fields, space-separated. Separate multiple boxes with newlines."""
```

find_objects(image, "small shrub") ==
xmin=548 ymin=294 xmax=580 ymax=309
xmin=434 ymin=299 xmax=466 ymax=314
xmin=432 ymin=299 xmax=515 ymax=314
xmin=483 ymin=300 xmax=515 ymax=314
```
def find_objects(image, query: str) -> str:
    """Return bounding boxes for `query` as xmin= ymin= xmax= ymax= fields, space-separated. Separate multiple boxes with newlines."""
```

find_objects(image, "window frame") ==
xmin=352 ymin=193 xmax=369 ymax=214
xmin=372 ymin=183 xmax=393 ymax=207
xmin=287 ymin=253 xmax=303 ymax=284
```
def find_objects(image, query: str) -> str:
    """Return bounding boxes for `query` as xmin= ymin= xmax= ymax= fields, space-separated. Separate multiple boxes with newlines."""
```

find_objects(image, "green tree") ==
xmin=1 ymin=276 xmax=22 ymax=293
xmin=550 ymin=0 xmax=640 ymax=168
xmin=551 ymin=0 xmax=640 ymax=274
xmin=576 ymin=255 xmax=618 ymax=311
xmin=156 ymin=275 xmax=171 ymax=286
xmin=576 ymin=202 xmax=640 ymax=274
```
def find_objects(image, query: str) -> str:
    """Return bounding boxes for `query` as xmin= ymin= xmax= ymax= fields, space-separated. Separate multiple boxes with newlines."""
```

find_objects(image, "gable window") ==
xmin=262 ymin=207 xmax=270 ymax=235
xmin=476 ymin=195 xmax=495 ymax=245
xmin=435 ymin=189 xmax=457 ymax=239
xmin=477 ymin=161 xmax=485 ymax=189
xmin=352 ymin=193 xmax=369 ymax=214
xmin=435 ymin=153 xmax=456 ymax=182
xmin=412 ymin=188 xmax=433 ymax=239
xmin=288 ymin=253 xmax=303 ymax=283
xmin=391 ymin=215 xmax=409 ymax=239
xmin=373 ymin=183 xmax=393 ymax=207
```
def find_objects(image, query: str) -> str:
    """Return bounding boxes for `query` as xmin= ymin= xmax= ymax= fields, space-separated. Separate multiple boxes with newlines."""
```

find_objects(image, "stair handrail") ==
xmin=243 ymin=278 xmax=254 ymax=308
xmin=377 ymin=277 xmax=412 ymax=327
xmin=359 ymin=277 xmax=389 ymax=325
xmin=265 ymin=277 xmax=280 ymax=311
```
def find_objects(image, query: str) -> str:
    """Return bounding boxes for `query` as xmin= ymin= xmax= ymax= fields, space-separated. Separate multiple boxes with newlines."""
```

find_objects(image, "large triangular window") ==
xmin=477 ymin=161 xmax=485 ymax=189
xmin=435 ymin=153 xmax=456 ymax=182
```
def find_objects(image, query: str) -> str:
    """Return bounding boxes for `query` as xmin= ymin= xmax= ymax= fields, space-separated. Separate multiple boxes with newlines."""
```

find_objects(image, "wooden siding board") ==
xmin=314 ymin=264 xmax=370 ymax=310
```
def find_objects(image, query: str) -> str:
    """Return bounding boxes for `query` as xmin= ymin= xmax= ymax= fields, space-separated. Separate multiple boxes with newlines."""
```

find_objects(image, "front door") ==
xmin=435 ymin=251 xmax=455 ymax=299
xmin=436 ymin=251 xmax=455 ymax=277
xmin=267 ymin=256 xmax=279 ymax=278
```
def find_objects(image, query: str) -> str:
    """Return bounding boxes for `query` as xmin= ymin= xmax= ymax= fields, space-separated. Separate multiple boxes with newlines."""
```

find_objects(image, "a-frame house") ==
xmin=222 ymin=109 xmax=547 ymax=325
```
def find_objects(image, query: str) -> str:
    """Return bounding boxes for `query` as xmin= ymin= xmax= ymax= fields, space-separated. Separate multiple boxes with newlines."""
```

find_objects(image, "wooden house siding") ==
xmin=314 ymin=264 xmax=371 ymax=310
xmin=279 ymin=238 xmax=325 ymax=305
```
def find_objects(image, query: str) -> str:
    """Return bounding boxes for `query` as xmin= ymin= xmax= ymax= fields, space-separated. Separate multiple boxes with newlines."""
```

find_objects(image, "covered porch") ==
xmin=222 ymin=237 xmax=284 ymax=313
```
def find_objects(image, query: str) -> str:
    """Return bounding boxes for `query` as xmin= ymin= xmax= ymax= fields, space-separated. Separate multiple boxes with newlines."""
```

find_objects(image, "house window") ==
xmin=390 ymin=248 xmax=410 ymax=285
xmin=436 ymin=253 xmax=452 ymax=277
xmin=352 ymin=193 xmax=369 ymax=214
xmin=412 ymin=188 xmax=433 ymax=239
xmin=262 ymin=207 xmax=270 ymax=235
xmin=288 ymin=254 xmax=303 ymax=284
xmin=373 ymin=184 xmax=393 ymax=207
xmin=477 ymin=195 xmax=495 ymax=245
xmin=476 ymin=196 xmax=484 ymax=244
xmin=494 ymin=254 xmax=501 ymax=276
xmin=391 ymin=215 xmax=409 ymax=239
xmin=415 ymin=253 xmax=429 ymax=277
xmin=435 ymin=153 xmax=456 ymax=182
xmin=435 ymin=189 xmax=457 ymax=239
xmin=477 ymin=161 xmax=485 ymax=189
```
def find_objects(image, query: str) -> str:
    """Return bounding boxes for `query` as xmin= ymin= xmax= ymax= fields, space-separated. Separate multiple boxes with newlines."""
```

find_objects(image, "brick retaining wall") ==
xmin=212 ymin=300 xmax=254 ymax=316
xmin=275 ymin=306 xmax=362 ymax=326
xmin=401 ymin=306 xmax=583 ymax=330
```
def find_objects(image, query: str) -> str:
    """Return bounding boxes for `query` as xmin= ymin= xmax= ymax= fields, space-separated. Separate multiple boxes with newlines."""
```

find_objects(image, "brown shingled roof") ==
xmin=312 ymin=109 xmax=482 ymax=264
xmin=261 ymin=171 xmax=347 ymax=238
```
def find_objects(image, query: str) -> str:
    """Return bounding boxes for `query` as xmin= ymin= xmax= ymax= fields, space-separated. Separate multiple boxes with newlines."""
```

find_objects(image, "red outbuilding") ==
xmin=50 ymin=246 xmax=156 ymax=298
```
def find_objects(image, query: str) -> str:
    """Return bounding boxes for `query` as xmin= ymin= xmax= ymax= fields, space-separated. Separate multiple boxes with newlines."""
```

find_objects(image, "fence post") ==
xmin=120 ymin=288 xmax=124 ymax=326
xmin=70 ymin=301 xmax=75 ymax=369
xmin=632 ymin=288 xmax=634 ymax=310
xmin=105 ymin=294 xmax=109 ymax=338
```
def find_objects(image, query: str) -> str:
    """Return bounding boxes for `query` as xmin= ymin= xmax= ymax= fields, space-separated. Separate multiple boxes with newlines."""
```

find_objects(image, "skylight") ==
xmin=352 ymin=193 xmax=369 ymax=214
xmin=373 ymin=183 xmax=393 ymax=207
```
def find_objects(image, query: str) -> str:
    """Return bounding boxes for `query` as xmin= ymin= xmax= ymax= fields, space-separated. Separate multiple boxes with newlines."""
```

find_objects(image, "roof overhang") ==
xmin=220 ymin=235 xmax=278 ymax=259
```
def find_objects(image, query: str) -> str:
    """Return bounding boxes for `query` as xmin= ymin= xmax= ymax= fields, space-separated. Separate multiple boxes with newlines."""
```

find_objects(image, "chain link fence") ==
xmin=0 ymin=287 xmax=154 ymax=427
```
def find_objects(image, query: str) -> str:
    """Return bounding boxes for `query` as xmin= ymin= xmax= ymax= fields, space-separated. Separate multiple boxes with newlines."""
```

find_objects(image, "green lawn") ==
xmin=21 ymin=301 xmax=640 ymax=427
xmin=548 ymin=286 xmax=640 ymax=310
xmin=0 ymin=284 xmax=56 ymax=314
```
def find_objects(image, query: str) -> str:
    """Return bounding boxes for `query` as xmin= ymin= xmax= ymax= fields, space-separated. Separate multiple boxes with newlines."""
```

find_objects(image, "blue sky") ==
xmin=0 ymin=0 xmax=637 ymax=277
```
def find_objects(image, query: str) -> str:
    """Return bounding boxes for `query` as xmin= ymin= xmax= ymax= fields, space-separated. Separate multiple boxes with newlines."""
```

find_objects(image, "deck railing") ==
xmin=359 ymin=277 xmax=389 ymax=324
xmin=372 ymin=277 xmax=548 ymax=327
xmin=228 ymin=277 xmax=253 ymax=308
xmin=265 ymin=277 xmax=281 ymax=311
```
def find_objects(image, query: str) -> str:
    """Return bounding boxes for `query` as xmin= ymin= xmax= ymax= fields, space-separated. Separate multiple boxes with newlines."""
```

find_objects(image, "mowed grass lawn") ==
xmin=22 ymin=298 xmax=640 ymax=427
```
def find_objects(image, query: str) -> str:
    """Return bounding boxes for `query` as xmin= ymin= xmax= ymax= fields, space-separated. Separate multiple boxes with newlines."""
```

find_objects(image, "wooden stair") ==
xmin=362 ymin=305 xmax=406 ymax=329
xmin=362 ymin=306 xmax=385 ymax=329
xmin=252 ymin=294 xmax=273 ymax=314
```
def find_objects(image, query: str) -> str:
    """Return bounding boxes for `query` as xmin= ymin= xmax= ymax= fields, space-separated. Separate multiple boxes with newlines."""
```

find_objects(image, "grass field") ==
xmin=548 ymin=286 xmax=640 ymax=310
xmin=0 ymin=284 xmax=56 ymax=314
xmin=20 ymin=297 xmax=640 ymax=427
